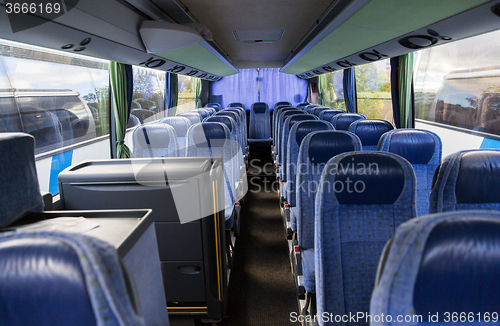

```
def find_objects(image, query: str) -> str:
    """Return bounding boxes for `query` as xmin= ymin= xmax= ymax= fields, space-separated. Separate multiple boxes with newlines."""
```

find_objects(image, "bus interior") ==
xmin=1 ymin=0 xmax=500 ymax=325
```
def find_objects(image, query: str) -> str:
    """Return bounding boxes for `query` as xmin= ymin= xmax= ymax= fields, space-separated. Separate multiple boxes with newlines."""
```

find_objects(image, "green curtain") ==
xmin=317 ymin=74 xmax=327 ymax=105
xmin=110 ymin=61 xmax=133 ymax=158
xmin=172 ymin=74 xmax=178 ymax=108
xmin=196 ymin=78 xmax=202 ymax=108
xmin=398 ymin=52 xmax=414 ymax=128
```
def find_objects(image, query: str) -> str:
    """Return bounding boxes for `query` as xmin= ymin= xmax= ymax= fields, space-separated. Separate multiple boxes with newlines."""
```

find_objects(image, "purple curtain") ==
xmin=211 ymin=69 xmax=259 ymax=109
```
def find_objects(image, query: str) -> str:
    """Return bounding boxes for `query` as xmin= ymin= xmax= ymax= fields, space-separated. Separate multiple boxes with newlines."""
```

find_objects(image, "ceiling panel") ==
xmin=168 ymin=0 xmax=337 ymax=62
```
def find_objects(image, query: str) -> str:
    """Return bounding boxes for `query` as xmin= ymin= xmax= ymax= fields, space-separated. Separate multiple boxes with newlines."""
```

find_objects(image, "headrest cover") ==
xmin=135 ymin=125 xmax=171 ymax=149
xmin=333 ymin=114 xmax=366 ymax=130
xmin=0 ymin=133 xmax=43 ymax=227
xmin=308 ymin=132 xmax=358 ymax=165
xmin=455 ymin=151 xmax=500 ymax=204
xmin=414 ymin=219 xmax=500 ymax=317
xmin=159 ymin=117 xmax=190 ymax=137
xmin=191 ymin=123 xmax=227 ymax=147
xmin=205 ymin=103 xmax=221 ymax=111
xmin=334 ymin=153 xmax=405 ymax=205
xmin=216 ymin=111 xmax=238 ymax=121
xmin=296 ymin=121 xmax=331 ymax=145
xmin=388 ymin=130 xmax=435 ymax=164
xmin=179 ymin=113 xmax=201 ymax=124
xmin=288 ymin=115 xmax=315 ymax=130
xmin=351 ymin=120 xmax=393 ymax=146
xmin=282 ymin=110 xmax=303 ymax=120
xmin=228 ymin=102 xmax=244 ymax=108
xmin=252 ymin=102 xmax=268 ymax=114
xmin=205 ymin=116 xmax=234 ymax=132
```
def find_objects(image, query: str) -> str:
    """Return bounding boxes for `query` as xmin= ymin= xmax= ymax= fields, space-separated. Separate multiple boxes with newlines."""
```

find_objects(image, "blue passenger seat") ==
xmin=349 ymin=119 xmax=393 ymax=150
xmin=132 ymin=124 xmax=179 ymax=158
xmin=178 ymin=112 xmax=202 ymax=125
xmin=158 ymin=116 xmax=192 ymax=156
xmin=248 ymin=102 xmax=272 ymax=147
xmin=127 ymin=114 xmax=141 ymax=128
xmin=377 ymin=129 xmax=442 ymax=216
xmin=331 ymin=113 xmax=366 ymax=130
xmin=371 ymin=210 xmax=500 ymax=325
xmin=429 ymin=149 xmax=500 ymax=214
xmin=318 ymin=109 xmax=346 ymax=122
xmin=314 ymin=151 xmax=416 ymax=326
xmin=205 ymin=103 xmax=222 ymax=112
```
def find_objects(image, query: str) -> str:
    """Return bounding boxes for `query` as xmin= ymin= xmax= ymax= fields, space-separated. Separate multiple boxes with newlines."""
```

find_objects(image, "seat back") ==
xmin=0 ymin=133 xmax=43 ymax=227
xmin=131 ymin=108 xmax=154 ymax=123
xmin=304 ymin=104 xmax=320 ymax=114
xmin=193 ymin=109 xmax=210 ymax=120
xmin=205 ymin=103 xmax=222 ymax=112
xmin=228 ymin=102 xmax=245 ymax=110
xmin=158 ymin=116 xmax=191 ymax=156
xmin=187 ymin=122 xmax=235 ymax=211
xmin=315 ymin=151 xmax=416 ymax=325
xmin=249 ymin=102 xmax=271 ymax=140
xmin=286 ymin=121 xmax=334 ymax=208
xmin=0 ymin=231 xmax=145 ymax=326
xmin=276 ymin=109 xmax=303 ymax=158
xmin=297 ymin=103 xmax=309 ymax=109
xmin=273 ymin=106 xmax=295 ymax=146
xmin=319 ymin=109 xmax=346 ymax=122
xmin=132 ymin=124 xmax=179 ymax=158
xmin=225 ymin=107 xmax=247 ymax=151
xmin=296 ymin=131 xmax=362 ymax=243
xmin=178 ymin=112 xmax=202 ymax=125
xmin=349 ymin=119 xmax=393 ymax=150
xmin=312 ymin=107 xmax=330 ymax=117
xmin=429 ymin=149 xmax=500 ymax=214
xmin=127 ymin=114 xmax=141 ymax=128
xmin=216 ymin=110 xmax=244 ymax=152
xmin=280 ymin=114 xmax=318 ymax=182
xmin=275 ymin=101 xmax=292 ymax=109
xmin=331 ymin=113 xmax=367 ymax=130
xmin=377 ymin=129 xmax=442 ymax=216
xmin=371 ymin=210 xmax=500 ymax=325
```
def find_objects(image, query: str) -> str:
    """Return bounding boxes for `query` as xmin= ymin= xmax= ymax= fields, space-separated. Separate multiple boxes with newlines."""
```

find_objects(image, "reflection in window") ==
xmin=175 ymin=75 xmax=199 ymax=114
xmin=132 ymin=66 xmax=166 ymax=124
xmin=355 ymin=59 xmax=393 ymax=121
xmin=415 ymin=29 xmax=500 ymax=136
xmin=319 ymin=70 xmax=346 ymax=110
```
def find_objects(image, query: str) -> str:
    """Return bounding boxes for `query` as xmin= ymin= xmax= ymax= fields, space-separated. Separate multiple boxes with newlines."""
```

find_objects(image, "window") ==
xmin=320 ymin=70 xmax=346 ymax=110
xmin=355 ymin=59 xmax=393 ymax=121
xmin=131 ymin=66 xmax=166 ymax=124
xmin=175 ymin=75 xmax=199 ymax=114
xmin=415 ymin=29 xmax=500 ymax=137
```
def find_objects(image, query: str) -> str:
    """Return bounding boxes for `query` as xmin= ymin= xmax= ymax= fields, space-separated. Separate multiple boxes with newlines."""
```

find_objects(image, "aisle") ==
xmin=221 ymin=150 xmax=297 ymax=325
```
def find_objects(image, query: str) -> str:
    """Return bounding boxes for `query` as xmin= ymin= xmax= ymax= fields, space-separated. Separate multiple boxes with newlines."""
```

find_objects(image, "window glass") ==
xmin=132 ymin=66 xmax=166 ymax=124
xmin=355 ymin=59 xmax=393 ymax=121
xmin=176 ymin=75 xmax=199 ymax=114
xmin=0 ymin=39 xmax=110 ymax=155
xmin=321 ymin=70 xmax=346 ymax=110
xmin=415 ymin=29 xmax=500 ymax=137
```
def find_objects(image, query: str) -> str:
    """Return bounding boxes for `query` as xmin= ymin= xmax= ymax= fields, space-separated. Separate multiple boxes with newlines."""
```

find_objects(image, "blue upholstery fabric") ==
xmin=273 ymin=107 xmax=297 ymax=147
xmin=319 ymin=109 xmax=346 ymax=122
xmin=371 ymin=210 xmax=500 ymax=326
xmin=216 ymin=110 xmax=245 ymax=156
xmin=305 ymin=104 xmax=320 ymax=114
xmin=132 ymin=124 xmax=179 ymax=158
xmin=315 ymin=152 xmax=416 ymax=325
xmin=224 ymin=108 xmax=248 ymax=153
xmin=187 ymin=123 xmax=235 ymax=225
xmin=203 ymin=107 xmax=216 ymax=115
xmin=0 ymin=133 xmax=43 ymax=227
xmin=159 ymin=116 xmax=191 ymax=156
xmin=276 ymin=110 xmax=304 ymax=169
xmin=193 ymin=109 xmax=210 ymax=120
xmin=0 ymin=230 xmax=145 ymax=326
xmin=275 ymin=101 xmax=292 ymax=109
xmin=348 ymin=119 xmax=393 ymax=150
xmin=331 ymin=113 xmax=367 ymax=130
xmin=205 ymin=103 xmax=222 ymax=112
xmin=228 ymin=102 xmax=245 ymax=110
xmin=295 ymin=131 xmax=362 ymax=244
xmin=302 ymin=248 xmax=316 ymax=294
xmin=178 ymin=112 xmax=202 ymax=125
xmin=312 ymin=107 xmax=330 ymax=117
xmin=297 ymin=103 xmax=309 ymax=109
xmin=249 ymin=102 xmax=271 ymax=140
xmin=378 ymin=129 xmax=442 ymax=216
xmin=429 ymin=149 xmax=500 ymax=214
xmin=286 ymin=121 xmax=334 ymax=208
xmin=281 ymin=114 xmax=318 ymax=184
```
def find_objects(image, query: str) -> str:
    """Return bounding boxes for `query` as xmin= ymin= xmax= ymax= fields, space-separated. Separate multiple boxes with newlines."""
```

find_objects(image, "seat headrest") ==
xmin=288 ymin=114 xmax=316 ymax=130
xmin=193 ymin=109 xmax=209 ymax=119
xmin=0 ymin=237 xmax=97 ymax=325
xmin=320 ymin=109 xmax=345 ymax=121
xmin=414 ymin=218 xmax=500 ymax=317
xmin=216 ymin=111 xmax=238 ymax=121
xmin=308 ymin=131 xmax=360 ymax=165
xmin=350 ymin=119 xmax=394 ymax=146
xmin=332 ymin=113 xmax=366 ymax=130
xmin=228 ymin=102 xmax=244 ymax=108
xmin=134 ymin=124 xmax=171 ymax=149
xmin=387 ymin=130 xmax=436 ymax=164
xmin=191 ymin=122 xmax=227 ymax=147
xmin=0 ymin=133 xmax=43 ymax=227
xmin=205 ymin=103 xmax=222 ymax=111
xmin=178 ymin=113 xmax=201 ymax=124
xmin=252 ymin=102 xmax=268 ymax=114
xmin=281 ymin=110 xmax=303 ymax=120
xmin=295 ymin=121 xmax=332 ymax=145
xmin=204 ymin=116 xmax=235 ymax=132
xmin=332 ymin=152 xmax=406 ymax=205
xmin=455 ymin=151 xmax=500 ymax=204
xmin=159 ymin=117 xmax=190 ymax=137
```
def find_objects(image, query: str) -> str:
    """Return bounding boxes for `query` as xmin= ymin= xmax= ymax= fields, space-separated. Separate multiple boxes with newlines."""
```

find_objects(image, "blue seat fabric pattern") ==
xmin=159 ymin=116 xmax=191 ymax=156
xmin=132 ymin=124 xmax=179 ymax=158
xmin=348 ymin=119 xmax=393 ymax=150
xmin=249 ymin=102 xmax=271 ymax=140
xmin=331 ymin=113 xmax=367 ymax=131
